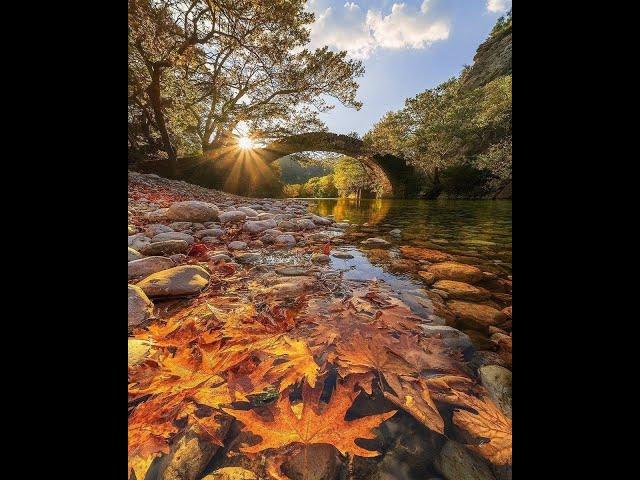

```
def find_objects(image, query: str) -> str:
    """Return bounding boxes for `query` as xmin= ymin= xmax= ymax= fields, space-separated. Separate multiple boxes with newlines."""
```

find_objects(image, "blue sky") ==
xmin=307 ymin=0 xmax=512 ymax=135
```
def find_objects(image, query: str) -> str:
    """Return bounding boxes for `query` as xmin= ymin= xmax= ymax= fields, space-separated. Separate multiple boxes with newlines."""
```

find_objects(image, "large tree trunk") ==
xmin=426 ymin=166 xmax=442 ymax=199
xmin=147 ymin=69 xmax=177 ymax=177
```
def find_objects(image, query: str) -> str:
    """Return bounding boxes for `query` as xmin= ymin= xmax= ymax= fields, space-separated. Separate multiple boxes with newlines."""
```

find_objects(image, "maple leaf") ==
xmin=223 ymin=379 xmax=396 ymax=458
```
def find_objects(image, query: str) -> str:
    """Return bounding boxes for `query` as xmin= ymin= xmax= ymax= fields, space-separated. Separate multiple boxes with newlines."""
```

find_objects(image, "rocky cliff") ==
xmin=461 ymin=21 xmax=512 ymax=90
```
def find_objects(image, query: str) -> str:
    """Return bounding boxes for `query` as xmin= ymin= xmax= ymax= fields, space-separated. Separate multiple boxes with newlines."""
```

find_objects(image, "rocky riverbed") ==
xmin=128 ymin=171 xmax=512 ymax=480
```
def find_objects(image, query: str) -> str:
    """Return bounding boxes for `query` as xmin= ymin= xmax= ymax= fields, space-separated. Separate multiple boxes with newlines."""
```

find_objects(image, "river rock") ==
xmin=209 ymin=252 xmax=232 ymax=263
xmin=203 ymin=468 xmax=257 ymax=480
xmin=128 ymin=338 xmax=153 ymax=366
xmin=310 ymin=214 xmax=332 ymax=226
xmin=400 ymin=246 xmax=450 ymax=263
xmin=260 ymin=229 xmax=282 ymax=243
xmin=128 ymin=285 xmax=153 ymax=327
xmin=332 ymin=252 xmax=354 ymax=259
xmin=234 ymin=252 xmax=261 ymax=264
xmin=166 ymin=201 xmax=220 ymax=222
xmin=128 ymin=256 xmax=175 ymax=280
xmin=128 ymin=233 xmax=151 ymax=251
xmin=243 ymin=219 xmax=277 ymax=233
xmin=168 ymin=221 xmax=193 ymax=231
xmin=296 ymin=218 xmax=316 ymax=230
xmin=257 ymin=212 xmax=275 ymax=221
xmin=281 ymin=444 xmax=342 ymax=480
xmin=389 ymin=258 xmax=418 ymax=273
xmin=502 ymin=306 xmax=512 ymax=318
xmin=389 ymin=228 xmax=402 ymax=236
xmin=435 ymin=440 xmax=496 ymax=480
xmin=151 ymin=232 xmax=195 ymax=245
xmin=277 ymin=220 xmax=296 ymax=231
xmin=136 ymin=265 xmax=210 ymax=298
xmin=219 ymin=210 xmax=247 ymax=224
xmin=145 ymin=208 xmax=168 ymax=222
xmin=426 ymin=262 xmax=484 ymax=284
xmin=141 ymin=240 xmax=190 ymax=256
xmin=275 ymin=266 xmax=312 ymax=276
xmin=195 ymin=228 xmax=225 ymax=239
xmin=273 ymin=234 xmax=296 ymax=247
xmin=361 ymin=237 xmax=391 ymax=247
xmin=479 ymin=365 xmax=512 ymax=419
xmin=418 ymin=271 xmax=437 ymax=285
xmin=421 ymin=324 xmax=473 ymax=352
xmin=237 ymin=206 xmax=259 ymax=217
xmin=491 ymin=332 xmax=512 ymax=367
xmin=269 ymin=276 xmax=316 ymax=297
xmin=311 ymin=253 xmax=330 ymax=264
xmin=227 ymin=241 xmax=247 ymax=250
xmin=432 ymin=280 xmax=491 ymax=301
xmin=448 ymin=300 xmax=508 ymax=330
xmin=469 ymin=350 xmax=510 ymax=370
xmin=145 ymin=224 xmax=174 ymax=237
xmin=128 ymin=247 xmax=144 ymax=262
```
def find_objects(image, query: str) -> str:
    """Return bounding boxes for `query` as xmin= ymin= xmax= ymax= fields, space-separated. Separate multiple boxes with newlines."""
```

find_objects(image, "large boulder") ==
xmin=128 ymin=285 xmax=153 ymax=327
xmin=166 ymin=201 xmax=219 ymax=222
xmin=448 ymin=300 xmax=508 ymax=330
xmin=128 ymin=256 xmax=175 ymax=280
xmin=426 ymin=262 xmax=484 ymax=284
xmin=136 ymin=265 xmax=210 ymax=298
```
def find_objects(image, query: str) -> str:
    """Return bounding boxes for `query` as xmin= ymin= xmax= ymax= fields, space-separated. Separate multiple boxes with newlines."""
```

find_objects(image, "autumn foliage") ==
xmin=128 ymin=261 xmax=511 ymax=479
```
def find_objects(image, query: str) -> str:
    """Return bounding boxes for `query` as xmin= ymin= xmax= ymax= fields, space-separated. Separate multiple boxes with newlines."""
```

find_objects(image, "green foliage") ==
xmin=333 ymin=157 xmax=375 ymax=197
xmin=278 ymin=156 xmax=333 ymax=184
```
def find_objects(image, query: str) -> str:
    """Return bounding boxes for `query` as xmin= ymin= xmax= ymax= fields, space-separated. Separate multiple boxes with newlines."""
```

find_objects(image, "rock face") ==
xmin=432 ymin=280 xmax=491 ymax=301
xmin=141 ymin=240 xmax=190 ymax=256
xmin=128 ymin=256 xmax=175 ymax=280
xmin=479 ymin=365 xmax=512 ymax=419
xmin=400 ymin=246 xmax=450 ymax=263
xmin=219 ymin=210 xmax=247 ymax=224
xmin=128 ymin=285 xmax=153 ymax=327
xmin=166 ymin=201 xmax=220 ymax=222
xmin=426 ymin=262 xmax=484 ymax=284
xmin=448 ymin=300 xmax=508 ymax=330
xmin=435 ymin=440 xmax=496 ymax=480
xmin=136 ymin=265 xmax=210 ymax=298
xmin=461 ymin=19 xmax=511 ymax=90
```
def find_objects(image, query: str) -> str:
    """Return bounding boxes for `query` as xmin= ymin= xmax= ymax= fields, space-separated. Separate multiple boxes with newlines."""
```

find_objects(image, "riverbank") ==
xmin=128 ymin=171 xmax=512 ymax=480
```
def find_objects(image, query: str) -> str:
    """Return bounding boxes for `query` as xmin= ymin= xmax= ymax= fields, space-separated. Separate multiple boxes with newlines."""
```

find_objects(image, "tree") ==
xmin=333 ymin=157 xmax=373 ymax=198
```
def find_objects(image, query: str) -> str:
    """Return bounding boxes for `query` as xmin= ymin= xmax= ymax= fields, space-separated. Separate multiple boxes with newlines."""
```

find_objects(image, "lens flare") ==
xmin=238 ymin=136 xmax=254 ymax=149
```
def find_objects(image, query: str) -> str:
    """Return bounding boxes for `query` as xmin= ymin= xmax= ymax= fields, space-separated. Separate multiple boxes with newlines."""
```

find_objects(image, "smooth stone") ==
xmin=432 ymin=280 xmax=491 ymax=301
xmin=275 ymin=234 xmax=297 ymax=247
xmin=311 ymin=253 xmax=330 ymax=264
xmin=389 ymin=228 xmax=402 ymax=236
xmin=201 ymin=237 xmax=222 ymax=244
xmin=275 ymin=266 xmax=311 ymax=276
xmin=469 ymin=350 xmax=510 ymax=370
xmin=435 ymin=440 xmax=496 ymax=480
xmin=141 ymin=240 xmax=190 ymax=256
xmin=257 ymin=213 xmax=274 ymax=220
xmin=128 ymin=285 xmax=153 ymax=327
xmin=332 ymin=252 xmax=354 ymax=259
xmin=260 ymin=229 xmax=283 ymax=243
xmin=427 ymin=262 xmax=484 ymax=284
xmin=243 ymin=219 xmax=277 ymax=234
xmin=418 ymin=271 xmax=437 ymax=285
xmin=136 ymin=265 xmax=210 ymax=298
xmin=310 ymin=214 xmax=332 ymax=226
xmin=128 ymin=233 xmax=151 ymax=251
xmin=209 ymin=253 xmax=232 ymax=263
xmin=128 ymin=338 xmax=153 ymax=366
xmin=237 ymin=207 xmax=259 ymax=217
xmin=128 ymin=247 xmax=144 ymax=262
xmin=296 ymin=218 xmax=316 ymax=230
xmin=166 ymin=201 xmax=220 ymax=222
xmin=277 ymin=220 xmax=296 ymax=231
xmin=234 ymin=252 xmax=261 ymax=264
xmin=145 ymin=208 xmax=168 ymax=222
xmin=169 ymin=221 xmax=193 ymax=231
xmin=128 ymin=225 xmax=137 ymax=235
xmin=195 ymin=228 xmax=225 ymax=239
xmin=361 ymin=237 xmax=391 ymax=247
xmin=389 ymin=258 xmax=419 ymax=273
xmin=128 ymin=256 xmax=175 ymax=280
xmin=145 ymin=224 xmax=174 ymax=237
xmin=151 ymin=232 xmax=195 ymax=245
xmin=169 ymin=254 xmax=187 ymax=264
xmin=400 ymin=246 xmax=450 ymax=262
xmin=269 ymin=276 xmax=316 ymax=297
xmin=334 ymin=222 xmax=350 ymax=229
xmin=502 ymin=306 xmax=512 ymax=318
xmin=219 ymin=210 xmax=247 ymax=224
xmin=448 ymin=300 xmax=508 ymax=330
xmin=227 ymin=241 xmax=247 ymax=250
xmin=479 ymin=365 xmax=512 ymax=419
xmin=421 ymin=325 xmax=473 ymax=352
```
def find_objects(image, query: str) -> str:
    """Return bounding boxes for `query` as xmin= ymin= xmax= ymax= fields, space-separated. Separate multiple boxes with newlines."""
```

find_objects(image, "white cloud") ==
xmin=309 ymin=1 xmax=450 ymax=59
xmin=487 ymin=0 xmax=512 ymax=13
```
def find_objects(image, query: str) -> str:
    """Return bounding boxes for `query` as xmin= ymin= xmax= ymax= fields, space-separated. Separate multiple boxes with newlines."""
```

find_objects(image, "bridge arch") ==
xmin=255 ymin=132 xmax=415 ymax=198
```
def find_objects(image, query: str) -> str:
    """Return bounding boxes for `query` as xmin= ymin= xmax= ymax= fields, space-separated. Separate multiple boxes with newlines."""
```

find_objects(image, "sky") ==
xmin=306 ymin=0 xmax=512 ymax=135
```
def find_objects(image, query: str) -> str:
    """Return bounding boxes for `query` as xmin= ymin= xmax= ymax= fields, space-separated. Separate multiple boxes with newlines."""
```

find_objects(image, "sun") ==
xmin=238 ymin=136 xmax=254 ymax=149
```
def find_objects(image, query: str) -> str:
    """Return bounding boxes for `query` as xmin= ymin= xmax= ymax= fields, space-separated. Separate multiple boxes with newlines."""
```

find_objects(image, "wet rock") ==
xmin=234 ymin=252 xmax=261 ymax=264
xmin=269 ymin=276 xmax=316 ymax=298
xmin=128 ymin=285 xmax=153 ymax=327
xmin=243 ymin=219 xmax=277 ymax=234
xmin=136 ymin=265 xmax=210 ymax=298
xmin=151 ymin=232 xmax=195 ymax=245
xmin=491 ymin=332 xmax=512 ymax=367
xmin=502 ymin=306 xmax=512 ymax=318
xmin=157 ymin=416 xmax=233 ymax=480
xmin=311 ymin=253 xmax=330 ymax=264
xmin=166 ymin=201 xmax=220 ymax=222
xmin=128 ymin=256 xmax=175 ymax=280
xmin=203 ymin=468 xmax=257 ymax=480
xmin=435 ymin=440 xmax=496 ymax=480
xmin=128 ymin=233 xmax=151 ymax=251
xmin=389 ymin=258 xmax=419 ymax=273
xmin=281 ymin=444 xmax=342 ymax=480
xmin=367 ymin=248 xmax=390 ymax=263
xmin=400 ymin=246 xmax=450 ymax=263
xmin=418 ymin=271 xmax=437 ymax=285
xmin=479 ymin=365 xmax=512 ymax=419
xmin=195 ymin=228 xmax=225 ymax=239
xmin=145 ymin=224 xmax=174 ymax=237
xmin=432 ymin=280 xmax=491 ymax=301
xmin=219 ymin=210 xmax=247 ymax=224
xmin=448 ymin=300 xmax=508 ymax=331
xmin=431 ymin=288 xmax=450 ymax=299
xmin=469 ymin=350 xmax=510 ymax=370
xmin=227 ymin=241 xmax=247 ymax=250
xmin=141 ymin=240 xmax=190 ymax=256
xmin=361 ymin=237 xmax=391 ymax=247
xmin=426 ymin=262 xmax=484 ymax=284
xmin=332 ymin=252 xmax=354 ymax=259
xmin=169 ymin=221 xmax=193 ymax=231
xmin=421 ymin=325 xmax=473 ymax=352
xmin=128 ymin=338 xmax=153 ymax=366
xmin=389 ymin=228 xmax=402 ymax=236
xmin=128 ymin=247 xmax=144 ymax=262
xmin=275 ymin=234 xmax=297 ymax=247
xmin=275 ymin=266 xmax=312 ymax=276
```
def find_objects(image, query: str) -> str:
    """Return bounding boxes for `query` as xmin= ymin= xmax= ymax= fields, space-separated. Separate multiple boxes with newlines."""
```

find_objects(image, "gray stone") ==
xmin=128 ymin=233 xmax=151 ymax=251
xmin=128 ymin=285 xmax=153 ymax=327
xmin=166 ymin=201 xmax=220 ymax=222
xmin=332 ymin=252 xmax=354 ymax=259
xmin=145 ymin=208 xmax=168 ymax=222
xmin=141 ymin=240 xmax=190 ymax=256
xmin=145 ymin=224 xmax=174 ymax=237
xmin=169 ymin=222 xmax=193 ymax=231
xmin=195 ymin=230 xmax=224 ymax=239
xmin=479 ymin=365 xmax=512 ymax=419
xmin=310 ymin=214 xmax=332 ymax=226
xmin=296 ymin=218 xmax=316 ymax=230
xmin=136 ymin=265 xmax=210 ymax=298
xmin=243 ymin=219 xmax=277 ymax=233
xmin=219 ymin=210 xmax=247 ymax=224
xmin=128 ymin=247 xmax=144 ymax=262
xmin=227 ymin=241 xmax=247 ymax=250
xmin=169 ymin=254 xmax=187 ymax=264
xmin=209 ymin=253 xmax=232 ymax=263
xmin=128 ymin=256 xmax=175 ymax=280
xmin=389 ymin=228 xmax=402 ymax=236
xmin=361 ymin=237 xmax=391 ymax=247
xmin=275 ymin=266 xmax=312 ymax=276
xmin=260 ymin=229 xmax=283 ymax=244
xmin=435 ymin=440 xmax=496 ymax=480
xmin=275 ymin=234 xmax=297 ymax=247
xmin=421 ymin=325 xmax=473 ymax=352
xmin=234 ymin=252 xmax=261 ymax=264
xmin=311 ymin=253 xmax=330 ymax=264
xmin=151 ymin=232 xmax=195 ymax=245
xmin=237 ymin=206 xmax=259 ymax=217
